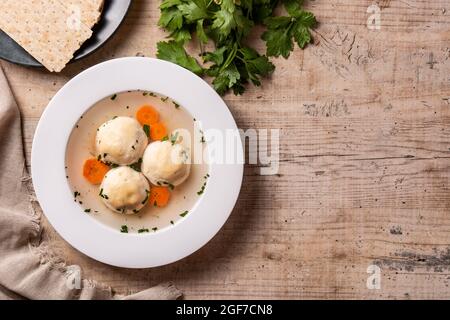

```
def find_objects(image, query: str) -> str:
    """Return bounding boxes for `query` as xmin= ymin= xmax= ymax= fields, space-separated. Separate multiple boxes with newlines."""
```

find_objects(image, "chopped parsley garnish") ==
xmin=99 ymin=188 xmax=109 ymax=200
xmin=173 ymin=102 xmax=180 ymax=109
xmin=120 ymin=225 xmax=128 ymax=233
xmin=129 ymin=158 xmax=143 ymax=172
xmin=152 ymin=227 xmax=158 ymax=232
xmin=170 ymin=220 xmax=174 ymax=225
xmin=112 ymin=116 xmax=118 ymax=120
xmin=84 ymin=209 xmax=91 ymax=213
xmin=111 ymin=94 xmax=117 ymax=100
xmin=198 ymin=182 xmax=207 ymax=195
xmin=180 ymin=211 xmax=188 ymax=218
xmin=197 ymin=174 xmax=209 ymax=195
xmin=143 ymin=124 xmax=150 ymax=138
xmin=138 ymin=228 xmax=150 ymax=233
xmin=74 ymin=191 xmax=80 ymax=198
xmin=161 ymin=136 xmax=169 ymax=142
xmin=141 ymin=189 xmax=150 ymax=205
xmin=162 ymin=181 xmax=175 ymax=190
xmin=170 ymin=132 xmax=179 ymax=145
xmin=161 ymin=96 xmax=169 ymax=102
xmin=197 ymin=186 xmax=206 ymax=195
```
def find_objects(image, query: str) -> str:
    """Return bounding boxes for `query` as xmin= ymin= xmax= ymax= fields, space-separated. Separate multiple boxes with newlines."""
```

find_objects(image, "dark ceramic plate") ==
xmin=0 ymin=0 xmax=131 ymax=68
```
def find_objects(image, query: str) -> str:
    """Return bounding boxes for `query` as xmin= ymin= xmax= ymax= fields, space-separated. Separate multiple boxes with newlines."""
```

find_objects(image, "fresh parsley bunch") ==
xmin=157 ymin=0 xmax=316 ymax=95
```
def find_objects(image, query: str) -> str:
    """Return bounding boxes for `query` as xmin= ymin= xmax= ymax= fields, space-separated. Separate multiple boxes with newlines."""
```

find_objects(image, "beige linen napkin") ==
xmin=0 ymin=66 xmax=181 ymax=300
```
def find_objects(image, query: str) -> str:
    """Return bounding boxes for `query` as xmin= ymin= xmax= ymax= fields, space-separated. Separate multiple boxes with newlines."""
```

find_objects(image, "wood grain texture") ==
xmin=2 ymin=0 xmax=450 ymax=299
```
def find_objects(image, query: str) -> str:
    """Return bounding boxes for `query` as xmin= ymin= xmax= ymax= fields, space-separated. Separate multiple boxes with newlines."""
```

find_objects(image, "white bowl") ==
xmin=31 ymin=57 xmax=243 ymax=268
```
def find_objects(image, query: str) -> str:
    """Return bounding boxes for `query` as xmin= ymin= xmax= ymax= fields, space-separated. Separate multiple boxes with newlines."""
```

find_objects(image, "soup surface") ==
xmin=65 ymin=90 xmax=209 ymax=233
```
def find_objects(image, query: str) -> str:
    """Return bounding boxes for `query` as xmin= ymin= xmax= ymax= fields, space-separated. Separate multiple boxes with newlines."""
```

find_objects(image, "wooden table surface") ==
xmin=2 ymin=0 xmax=450 ymax=299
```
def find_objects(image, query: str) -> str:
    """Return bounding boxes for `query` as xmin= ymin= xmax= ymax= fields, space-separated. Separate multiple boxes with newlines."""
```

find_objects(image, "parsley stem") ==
xmin=220 ymin=43 xmax=238 ymax=73
xmin=286 ymin=21 xmax=295 ymax=35
xmin=235 ymin=55 xmax=255 ymax=81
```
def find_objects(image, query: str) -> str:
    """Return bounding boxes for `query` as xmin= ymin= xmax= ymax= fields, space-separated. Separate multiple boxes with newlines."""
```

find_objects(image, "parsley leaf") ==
xmin=143 ymin=124 xmax=150 ymax=138
xmin=261 ymin=16 xmax=293 ymax=58
xmin=239 ymin=46 xmax=275 ymax=86
xmin=178 ymin=0 xmax=209 ymax=23
xmin=158 ymin=6 xmax=183 ymax=33
xmin=205 ymin=44 xmax=274 ymax=95
xmin=170 ymin=132 xmax=179 ymax=145
xmin=157 ymin=41 xmax=204 ymax=75
xmin=262 ymin=2 xmax=316 ymax=58
xmin=196 ymin=19 xmax=208 ymax=44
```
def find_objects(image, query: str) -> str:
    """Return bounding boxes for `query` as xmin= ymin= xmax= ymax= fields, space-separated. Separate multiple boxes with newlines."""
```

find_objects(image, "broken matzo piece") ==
xmin=0 ymin=0 xmax=94 ymax=72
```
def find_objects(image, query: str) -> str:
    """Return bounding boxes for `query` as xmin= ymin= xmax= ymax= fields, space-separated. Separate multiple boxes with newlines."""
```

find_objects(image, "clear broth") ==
xmin=65 ymin=91 xmax=209 ymax=233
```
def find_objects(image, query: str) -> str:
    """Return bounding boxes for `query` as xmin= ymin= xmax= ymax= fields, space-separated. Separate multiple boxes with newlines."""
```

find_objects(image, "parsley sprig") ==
xmin=157 ymin=0 xmax=316 ymax=95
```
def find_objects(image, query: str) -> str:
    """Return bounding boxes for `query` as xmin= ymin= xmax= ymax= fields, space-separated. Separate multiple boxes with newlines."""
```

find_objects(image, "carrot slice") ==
xmin=83 ymin=159 xmax=110 ymax=185
xmin=136 ymin=105 xmax=159 ymax=126
xmin=149 ymin=187 xmax=171 ymax=207
xmin=150 ymin=122 xmax=168 ymax=141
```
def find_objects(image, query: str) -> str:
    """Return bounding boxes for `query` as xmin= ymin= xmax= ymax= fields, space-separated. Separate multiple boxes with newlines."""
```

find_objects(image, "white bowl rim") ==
xmin=31 ymin=57 xmax=243 ymax=268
